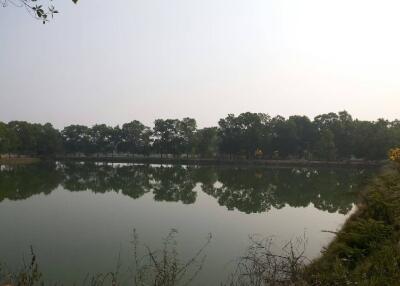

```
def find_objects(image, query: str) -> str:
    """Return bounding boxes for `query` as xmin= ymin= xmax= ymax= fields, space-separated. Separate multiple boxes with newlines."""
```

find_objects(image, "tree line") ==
xmin=1 ymin=111 xmax=400 ymax=160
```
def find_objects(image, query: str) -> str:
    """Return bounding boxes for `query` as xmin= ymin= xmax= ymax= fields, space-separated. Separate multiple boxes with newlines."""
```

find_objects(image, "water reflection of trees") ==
xmin=152 ymin=166 xmax=197 ymax=204
xmin=61 ymin=163 xmax=153 ymax=199
xmin=204 ymin=167 xmax=368 ymax=214
xmin=0 ymin=163 xmax=63 ymax=202
xmin=0 ymin=163 xmax=373 ymax=214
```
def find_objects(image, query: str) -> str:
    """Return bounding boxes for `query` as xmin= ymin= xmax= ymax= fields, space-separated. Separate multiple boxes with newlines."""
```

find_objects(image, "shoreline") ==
xmin=0 ymin=157 xmax=40 ymax=166
xmin=55 ymin=155 xmax=383 ymax=167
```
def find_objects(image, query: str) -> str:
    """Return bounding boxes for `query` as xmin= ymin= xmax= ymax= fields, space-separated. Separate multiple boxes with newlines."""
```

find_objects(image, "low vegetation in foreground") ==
xmin=0 ymin=230 xmax=212 ymax=286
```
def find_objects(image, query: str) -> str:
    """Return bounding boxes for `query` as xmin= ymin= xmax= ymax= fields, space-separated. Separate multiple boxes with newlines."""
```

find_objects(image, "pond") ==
xmin=0 ymin=162 xmax=373 ymax=285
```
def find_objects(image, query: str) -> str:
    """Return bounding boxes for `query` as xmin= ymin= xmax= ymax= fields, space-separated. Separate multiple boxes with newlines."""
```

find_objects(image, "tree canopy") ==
xmin=1 ymin=111 xmax=400 ymax=161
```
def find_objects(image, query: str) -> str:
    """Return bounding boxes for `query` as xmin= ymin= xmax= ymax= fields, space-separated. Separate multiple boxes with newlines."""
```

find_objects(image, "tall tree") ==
xmin=287 ymin=115 xmax=317 ymax=158
xmin=178 ymin=118 xmax=197 ymax=158
xmin=218 ymin=114 xmax=241 ymax=157
xmin=236 ymin=112 xmax=271 ymax=158
xmin=61 ymin=125 xmax=91 ymax=154
xmin=7 ymin=121 xmax=38 ymax=155
xmin=153 ymin=119 xmax=182 ymax=157
xmin=270 ymin=116 xmax=298 ymax=159
xmin=120 ymin=120 xmax=152 ymax=156
xmin=314 ymin=129 xmax=337 ymax=161
xmin=194 ymin=127 xmax=219 ymax=158
xmin=36 ymin=123 xmax=63 ymax=155
xmin=0 ymin=122 xmax=10 ymax=155
xmin=89 ymin=124 xmax=115 ymax=155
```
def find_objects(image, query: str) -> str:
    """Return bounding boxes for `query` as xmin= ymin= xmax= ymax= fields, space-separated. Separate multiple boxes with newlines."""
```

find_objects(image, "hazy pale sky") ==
xmin=1 ymin=0 xmax=399 ymax=128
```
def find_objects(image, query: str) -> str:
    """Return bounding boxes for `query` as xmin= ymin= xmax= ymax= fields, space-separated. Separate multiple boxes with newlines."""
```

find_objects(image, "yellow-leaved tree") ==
xmin=388 ymin=148 xmax=400 ymax=170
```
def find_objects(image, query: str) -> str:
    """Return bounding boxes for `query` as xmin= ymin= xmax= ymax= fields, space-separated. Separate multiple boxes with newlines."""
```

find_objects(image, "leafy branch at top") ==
xmin=1 ymin=0 xmax=78 ymax=24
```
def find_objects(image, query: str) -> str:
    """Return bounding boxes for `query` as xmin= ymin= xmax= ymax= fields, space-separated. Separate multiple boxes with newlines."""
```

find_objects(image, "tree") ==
xmin=218 ymin=113 xmax=270 ymax=158
xmin=218 ymin=114 xmax=241 ymax=157
xmin=1 ymin=111 xmax=400 ymax=161
xmin=0 ymin=122 xmax=10 ymax=155
xmin=287 ymin=115 xmax=317 ymax=158
xmin=36 ymin=123 xmax=63 ymax=155
xmin=7 ymin=121 xmax=38 ymax=155
xmin=194 ymin=127 xmax=219 ymax=158
xmin=314 ymin=129 xmax=337 ymax=161
xmin=61 ymin=125 xmax=91 ymax=155
xmin=270 ymin=116 xmax=298 ymax=159
xmin=3 ymin=121 xmax=63 ymax=156
xmin=313 ymin=111 xmax=355 ymax=159
xmin=334 ymin=111 xmax=355 ymax=158
xmin=314 ymin=112 xmax=340 ymax=130
xmin=178 ymin=118 xmax=197 ymax=158
xmin=153 ymin=119 xmax=182 ymax=157
xmin=89 ymin=124 xmax=115 ymax=155
xmin=120 ymin=120 xmax=152 ymax=156
xmin=236 ymin=112 xmax=271 ymax=158
xmin=353 ymin=119 xmax=393 ymax=160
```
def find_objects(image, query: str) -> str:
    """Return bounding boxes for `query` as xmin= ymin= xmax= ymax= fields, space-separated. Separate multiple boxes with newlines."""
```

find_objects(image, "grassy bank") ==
xmin=0 ymin=157 xmax=40 ymax=166
xmin=303 ymin=163 xmax=400 ymax=285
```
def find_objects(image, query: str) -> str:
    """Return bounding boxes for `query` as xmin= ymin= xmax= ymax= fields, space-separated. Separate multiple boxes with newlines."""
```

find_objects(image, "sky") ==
xmin=1 ymin=0 xmax=400 ymax=129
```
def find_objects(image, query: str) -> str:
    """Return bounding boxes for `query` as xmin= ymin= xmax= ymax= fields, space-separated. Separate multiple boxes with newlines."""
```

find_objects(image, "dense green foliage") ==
xmin=304 ymin=165 xmax=400 ymax=285
xmin=0 ymin=121 xmax=63 ymax=156
xmin=1 ymin=111 xmax=399 ymax=160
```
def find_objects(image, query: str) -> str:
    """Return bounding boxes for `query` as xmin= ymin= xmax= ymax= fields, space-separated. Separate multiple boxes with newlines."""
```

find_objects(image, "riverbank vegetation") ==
xmin=302 ymin=158 xmax=400 ymax=285
xmin=1 ymin=111 xmax=400 ymax=161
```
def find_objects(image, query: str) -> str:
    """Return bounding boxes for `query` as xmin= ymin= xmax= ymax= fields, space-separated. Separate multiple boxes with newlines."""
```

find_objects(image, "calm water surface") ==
xmin=0 ymin=162 xmax=373 ymax=285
